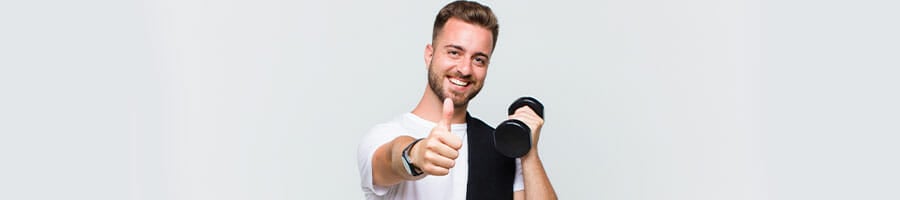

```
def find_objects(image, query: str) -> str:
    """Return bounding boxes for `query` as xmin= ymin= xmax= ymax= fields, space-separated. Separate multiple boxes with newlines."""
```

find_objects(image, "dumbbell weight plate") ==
xmin=494 ymin=119 xmax=532 ymax=158
xmin=507 ymin=97 xmax=544 ymax=118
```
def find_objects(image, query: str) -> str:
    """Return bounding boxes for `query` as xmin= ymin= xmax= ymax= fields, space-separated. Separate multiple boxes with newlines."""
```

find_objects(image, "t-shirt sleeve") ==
xmin=513 ymin=158 xmax=524 ymax=191
xmin=357 ymin=124 xmax=402 ymax=197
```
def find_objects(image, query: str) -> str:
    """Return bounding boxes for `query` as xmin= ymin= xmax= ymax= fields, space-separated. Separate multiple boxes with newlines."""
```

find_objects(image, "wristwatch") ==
xmin=402 ymin=138 xmax=424 ymax=176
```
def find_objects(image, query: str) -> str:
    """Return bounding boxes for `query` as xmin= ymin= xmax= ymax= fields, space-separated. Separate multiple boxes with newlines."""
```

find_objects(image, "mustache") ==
xmin=451 ymin=71 xmax=473 ymax=81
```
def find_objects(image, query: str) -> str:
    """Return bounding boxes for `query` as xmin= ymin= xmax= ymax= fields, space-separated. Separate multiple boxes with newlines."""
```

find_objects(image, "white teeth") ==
xmin=449 ymin=78 xmax=469 ymax=86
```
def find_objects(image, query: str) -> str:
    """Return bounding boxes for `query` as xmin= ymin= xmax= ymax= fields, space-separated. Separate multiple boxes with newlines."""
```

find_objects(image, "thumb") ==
xmin=438 ymin=98 xmax=454 ymax=129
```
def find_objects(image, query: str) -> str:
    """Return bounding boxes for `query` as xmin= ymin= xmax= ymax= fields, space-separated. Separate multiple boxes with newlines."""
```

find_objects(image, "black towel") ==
xmin=465 ymin=113 xmax=516 ymax=200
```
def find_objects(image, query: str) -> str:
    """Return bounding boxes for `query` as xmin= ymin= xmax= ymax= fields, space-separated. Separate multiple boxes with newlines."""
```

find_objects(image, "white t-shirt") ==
xmin=357 ymin=113 xmax=525 ymax=200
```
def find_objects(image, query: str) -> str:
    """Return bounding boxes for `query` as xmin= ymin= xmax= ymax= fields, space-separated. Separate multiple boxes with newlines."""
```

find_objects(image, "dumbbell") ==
xmin=493 ymin=97 xmax=544 ymax=158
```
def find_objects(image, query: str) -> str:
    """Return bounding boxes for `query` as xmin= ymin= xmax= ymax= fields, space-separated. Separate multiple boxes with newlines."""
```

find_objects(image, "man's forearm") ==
xmin=521 ymin=150 xmax=558 ymax=200
xmin=372 ymin=136 xmax=421 ymax=186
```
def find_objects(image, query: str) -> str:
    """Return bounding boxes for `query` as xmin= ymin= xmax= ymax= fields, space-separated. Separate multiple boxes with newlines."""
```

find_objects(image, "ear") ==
xmin=424 ymin=44 xmax=434 ymax=68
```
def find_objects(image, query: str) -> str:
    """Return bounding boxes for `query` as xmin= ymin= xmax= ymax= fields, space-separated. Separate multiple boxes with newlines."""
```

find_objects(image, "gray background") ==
xmin=1 ymin=0 xmax=898 ymax=199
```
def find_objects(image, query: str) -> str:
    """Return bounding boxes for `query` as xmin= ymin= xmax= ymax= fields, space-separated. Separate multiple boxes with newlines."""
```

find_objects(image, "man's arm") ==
xmin=371 ymin=136 xmax=422 ymax=187
xmin=509 ymin=107 xmax=558 ymax=200
xmin=371 ymin=98 xmax=462 ymax=187
xmin=513 ymin=150 xmax=558 ymax=200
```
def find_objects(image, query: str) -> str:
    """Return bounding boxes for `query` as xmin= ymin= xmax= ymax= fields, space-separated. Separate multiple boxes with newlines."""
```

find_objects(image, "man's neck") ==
xmin=411 ymin=89 xmax=468 ymax=124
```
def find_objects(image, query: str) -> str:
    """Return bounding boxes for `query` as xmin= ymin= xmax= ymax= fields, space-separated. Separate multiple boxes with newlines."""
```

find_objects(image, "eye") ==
xmin=474 ymin=57 xmax=487 ymax=66
xmin=448 ymin=50 xmax=460 ymax=57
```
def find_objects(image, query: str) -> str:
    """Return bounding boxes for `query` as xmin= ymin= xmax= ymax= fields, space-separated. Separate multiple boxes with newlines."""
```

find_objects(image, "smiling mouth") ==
xmin=449 ymin=77 xmax=470 ymax=87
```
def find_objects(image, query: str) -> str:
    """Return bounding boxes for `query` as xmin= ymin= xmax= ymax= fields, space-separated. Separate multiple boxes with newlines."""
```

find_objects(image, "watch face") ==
xmin=403 ymin=139 xmax=424 ymax=176
xmin=402 ymin=151 xmax=421 ymax=176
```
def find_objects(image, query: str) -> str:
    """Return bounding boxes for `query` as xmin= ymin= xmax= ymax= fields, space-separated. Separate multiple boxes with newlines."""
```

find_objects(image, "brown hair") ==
xmin=432 ymin=1 xmax=500 ymax=51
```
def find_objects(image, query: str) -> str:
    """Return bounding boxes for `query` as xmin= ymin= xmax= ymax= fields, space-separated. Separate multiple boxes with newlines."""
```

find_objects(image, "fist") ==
xmin=509 ymin=106 xmax=544 ymax=148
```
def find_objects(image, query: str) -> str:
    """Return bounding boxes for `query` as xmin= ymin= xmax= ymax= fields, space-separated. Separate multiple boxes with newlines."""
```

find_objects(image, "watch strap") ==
xmin=402 ymin=138 xmax=424 ymax=176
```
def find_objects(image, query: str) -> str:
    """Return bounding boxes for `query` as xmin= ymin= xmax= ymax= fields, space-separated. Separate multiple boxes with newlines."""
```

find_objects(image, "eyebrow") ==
xmin=444 ymin=44 xmax=490 ymax=60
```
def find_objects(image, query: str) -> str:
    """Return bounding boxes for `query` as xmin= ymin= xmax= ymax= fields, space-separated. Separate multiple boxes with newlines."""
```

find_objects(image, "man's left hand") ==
xmin=508 ymin=106 xmax=544 ymax=154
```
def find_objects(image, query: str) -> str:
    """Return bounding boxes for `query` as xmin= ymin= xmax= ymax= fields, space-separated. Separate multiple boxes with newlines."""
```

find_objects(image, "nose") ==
xmin=456 ymin=58 xmax=473 ymax=76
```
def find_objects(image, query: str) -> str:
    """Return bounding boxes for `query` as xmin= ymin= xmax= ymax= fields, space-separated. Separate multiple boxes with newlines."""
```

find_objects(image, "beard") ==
xmin=427 ymin=62 xmax=482 ymax=108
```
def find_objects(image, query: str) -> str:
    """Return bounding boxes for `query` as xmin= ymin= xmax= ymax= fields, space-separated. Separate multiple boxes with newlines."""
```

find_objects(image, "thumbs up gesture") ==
xmin=409 ymin=98 xmax=464 ymax=176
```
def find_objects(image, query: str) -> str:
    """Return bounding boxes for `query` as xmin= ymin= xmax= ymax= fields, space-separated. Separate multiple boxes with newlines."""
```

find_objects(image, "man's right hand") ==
xmin=409 ymin=98 xmax=463 ymax=176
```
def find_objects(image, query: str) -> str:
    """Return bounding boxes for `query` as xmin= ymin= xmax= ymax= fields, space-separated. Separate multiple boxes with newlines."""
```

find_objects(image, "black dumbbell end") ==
xmin=493 ymin=119 xmax=532 ymax=158
xmin=508 ymin=97 xmax=544 ymax=118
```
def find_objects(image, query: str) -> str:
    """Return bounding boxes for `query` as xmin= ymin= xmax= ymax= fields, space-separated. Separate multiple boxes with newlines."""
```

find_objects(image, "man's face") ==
xmin=426 ymin=18 xmax=494 ymax=108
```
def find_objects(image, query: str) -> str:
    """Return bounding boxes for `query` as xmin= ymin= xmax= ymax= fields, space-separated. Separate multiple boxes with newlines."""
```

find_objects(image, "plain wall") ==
xmin=1 ymin=0 xmax=897 ymax=199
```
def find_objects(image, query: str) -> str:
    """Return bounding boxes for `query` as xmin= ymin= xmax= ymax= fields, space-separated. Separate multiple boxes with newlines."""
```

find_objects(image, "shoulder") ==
xmin=466 ymin=113 xmax=494 ymax=131
xmin=364 ymin=115 xmax=407 ymax=138
xmin=359 ymin=115 xmax=406 ymax=147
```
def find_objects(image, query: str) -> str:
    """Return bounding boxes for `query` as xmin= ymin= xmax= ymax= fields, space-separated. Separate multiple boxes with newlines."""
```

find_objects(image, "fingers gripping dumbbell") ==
xmin=493 ymin=97 xmax=544 ymax=158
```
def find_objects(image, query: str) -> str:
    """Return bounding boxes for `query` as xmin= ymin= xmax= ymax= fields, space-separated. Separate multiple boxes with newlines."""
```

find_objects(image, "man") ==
xmin=357 ymin=1 xmax=557 ymax=199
